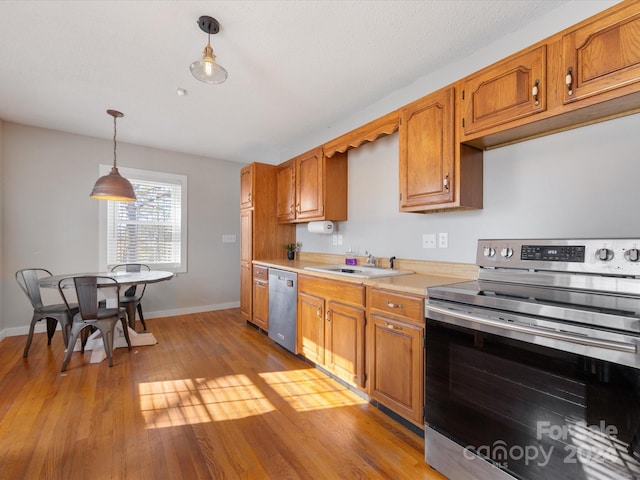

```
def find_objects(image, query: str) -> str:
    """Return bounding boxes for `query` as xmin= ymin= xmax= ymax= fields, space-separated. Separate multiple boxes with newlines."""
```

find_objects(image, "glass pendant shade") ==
xmin=90 ymin=166 xmax=136 ymax=201
xmin=90 ymin=110 xmax=136 ymax=202
xmin=190 ymin=43 xmax=228 ymax=84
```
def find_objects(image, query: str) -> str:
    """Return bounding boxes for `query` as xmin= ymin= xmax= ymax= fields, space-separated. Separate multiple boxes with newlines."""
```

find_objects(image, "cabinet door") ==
xmin=276 ymin=160 xmax=296 ymax=223
xmin=252 ymin=278 xmax=269 ymax=330
xmin=325 ymin=301 xmax=366 ymax=388
xmin=295 ymin=148 xmax=324 ymax=221
xmin=297 ymin=292 xmax=325 ymax=365
xmin=370 ymin=314 xmax=424 ymax=426
xmin=562 ymin=3 xmax=640 ymax=104
xmin=240 ymin=210 xmax=252 ymax=264
xmin=240 ymin=165 xmax=253 ymax=209
xmin=461 ymin=46 xmax=546 ymax=136
xmin=240 ymin=261 xmax=252 ymax=320
xmin=399 ymin=87 xmax=455 ymax=208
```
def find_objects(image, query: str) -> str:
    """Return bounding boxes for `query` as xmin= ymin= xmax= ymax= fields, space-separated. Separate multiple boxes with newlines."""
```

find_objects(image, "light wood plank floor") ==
xmin=0 ymin=309 xmax=445 ymax=479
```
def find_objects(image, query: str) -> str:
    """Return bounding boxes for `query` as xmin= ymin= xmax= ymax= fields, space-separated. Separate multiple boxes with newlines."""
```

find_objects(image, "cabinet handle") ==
xmin=386 ymin=301 xmax=403 ymax=309
xmin=325 ymin=309 xmax=331 ymax=322
xmin=248 ymin=192 xmax=252 ymax=202
xmin=289 ymin=204 xmax=294 ymax=213
xmin=385 ymin=322 xmax=403 ymax=331
xmin=255 ymin=282 xmax=266 ymax=289
xmin=316 ymin=307 xmax=322 ymax=318
xmin=296 ymin=203 xmax=301 ymax=213
xmin=532 ymin=79 xmax=539 ymax=106
xmin=443 ymin=174 xmax=450 ymax=191
xmin=565 ymin=67 xmax=573 ymax=96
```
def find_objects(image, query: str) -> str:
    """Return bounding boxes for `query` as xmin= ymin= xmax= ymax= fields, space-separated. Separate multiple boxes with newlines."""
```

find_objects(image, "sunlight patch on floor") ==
xmin=139 ymin=375 xmax=276 ymax=428
xmin=258 ymin=368 xmax=367 ymax=412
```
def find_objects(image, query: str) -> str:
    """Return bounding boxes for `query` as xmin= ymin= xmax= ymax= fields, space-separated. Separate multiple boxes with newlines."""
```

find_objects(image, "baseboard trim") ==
xmin=0 ymin=301 xmax=241 ymax=340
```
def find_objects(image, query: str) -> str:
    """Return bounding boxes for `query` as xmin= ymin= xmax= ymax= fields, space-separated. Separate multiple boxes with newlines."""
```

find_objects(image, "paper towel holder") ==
xmin=307 ymin=221 xmax=334 ymax=234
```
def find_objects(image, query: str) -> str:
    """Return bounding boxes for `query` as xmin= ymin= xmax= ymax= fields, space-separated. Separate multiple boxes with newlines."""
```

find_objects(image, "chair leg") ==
xmin=137 ymin=303 xmax=146 ymax=331
xmin=46 ymin=317 xmax=57 ymax=345
xmin=23 ymin=313 xmax=39 ymax=358
xmin=99 ymin=324 xmax=115 ymax=367
xmin=61 ymin=324 xmax=86 ymax=372
xmin=125 ymin=302 xmax=136 ymax=330
xmin=120 ymin=315 xmax=132 ymax=349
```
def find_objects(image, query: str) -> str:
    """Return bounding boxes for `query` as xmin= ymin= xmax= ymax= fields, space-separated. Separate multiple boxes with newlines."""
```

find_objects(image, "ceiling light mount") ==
xmin=90 ymin=109 xmax=137 ymax=202
xmin=190 ymin=15 xmax=228 ymax=85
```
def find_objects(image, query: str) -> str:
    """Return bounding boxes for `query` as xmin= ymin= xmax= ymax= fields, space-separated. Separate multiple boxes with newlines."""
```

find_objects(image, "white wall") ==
xmin=1 ymin=123 xmax=242 ymax=335
xmin=296 ymin=113 xmax=640 ymax=264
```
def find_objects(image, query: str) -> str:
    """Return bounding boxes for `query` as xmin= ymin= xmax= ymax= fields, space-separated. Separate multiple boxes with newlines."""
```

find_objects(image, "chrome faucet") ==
xmin=389 ymin=256 xmax=396 ymax=270
xmin=365 ymin=252 xmax=376 ymax=267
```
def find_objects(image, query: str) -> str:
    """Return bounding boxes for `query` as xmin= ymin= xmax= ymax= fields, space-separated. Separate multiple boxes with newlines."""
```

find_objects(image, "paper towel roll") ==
xmin=307 ymin=221 xmax=334 ymax=234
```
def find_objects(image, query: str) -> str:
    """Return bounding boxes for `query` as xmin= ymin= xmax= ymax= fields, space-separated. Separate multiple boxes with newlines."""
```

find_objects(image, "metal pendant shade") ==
xmin=190 ymin=16 xmax=228 ymax=84
xmin=90 ymin=110 xmax=136 ymax=202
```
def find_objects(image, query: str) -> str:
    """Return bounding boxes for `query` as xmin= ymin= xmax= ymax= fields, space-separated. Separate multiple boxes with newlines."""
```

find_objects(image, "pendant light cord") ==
xmin=112 ymin=115 xmax=118 ymax=168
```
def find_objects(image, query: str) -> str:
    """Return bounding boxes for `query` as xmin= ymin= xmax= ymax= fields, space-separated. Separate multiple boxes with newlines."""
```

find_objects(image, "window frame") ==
xmin=98 ymin=165 xmax=188 ymax=273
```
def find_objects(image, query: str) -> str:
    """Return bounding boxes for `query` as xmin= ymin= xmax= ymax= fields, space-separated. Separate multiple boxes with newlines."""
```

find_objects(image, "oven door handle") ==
xmin=426 ymin=304 xmax=637 ymax=354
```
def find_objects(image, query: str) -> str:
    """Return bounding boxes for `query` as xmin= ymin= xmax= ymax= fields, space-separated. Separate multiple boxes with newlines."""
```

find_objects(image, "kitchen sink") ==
xmin=303 ymin=265 xmax=413 ymax=279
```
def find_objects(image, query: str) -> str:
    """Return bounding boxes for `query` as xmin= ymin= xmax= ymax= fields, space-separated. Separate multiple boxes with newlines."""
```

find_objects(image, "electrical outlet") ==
xmin=338 ymin=235 xmax=343 ymax=246
xmin=332 ymin=235 xmax=338 ymax=246
xmin=423 ymin=233 xmax=436 ymax=249
xmin=438 ymin=232 xmax=448 ymax=248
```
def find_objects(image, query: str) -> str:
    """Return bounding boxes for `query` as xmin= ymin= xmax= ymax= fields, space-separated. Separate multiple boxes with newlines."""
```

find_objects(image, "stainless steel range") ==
xmin=424 ymin=239 xmax=640 ymax=480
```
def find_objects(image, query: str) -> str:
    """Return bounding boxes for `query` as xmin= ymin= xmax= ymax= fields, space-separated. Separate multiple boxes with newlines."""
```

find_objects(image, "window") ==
xmin=99 ymin=166 xmax=187 ymax=273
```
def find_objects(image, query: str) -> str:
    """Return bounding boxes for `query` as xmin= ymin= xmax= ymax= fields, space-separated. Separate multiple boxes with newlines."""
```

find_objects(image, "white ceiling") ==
xmin=0 ymin=0 xmax=574 ymax=165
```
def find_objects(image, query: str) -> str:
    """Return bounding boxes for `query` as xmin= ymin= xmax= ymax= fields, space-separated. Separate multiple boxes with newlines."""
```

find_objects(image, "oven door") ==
xmin=425 ymin=301 xmax=640 ymax=480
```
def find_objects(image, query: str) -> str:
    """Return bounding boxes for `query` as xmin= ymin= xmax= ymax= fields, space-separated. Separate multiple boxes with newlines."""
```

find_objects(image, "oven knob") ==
xmin=595 ymin=248 xmax=614 ymax=261
xmin=500 ymin=247 xmax=514 ymax=258
xmin=483 ymin=247 xmax=496 ymax=258
xmin=625 ymin=248 xmax=640 ymax=262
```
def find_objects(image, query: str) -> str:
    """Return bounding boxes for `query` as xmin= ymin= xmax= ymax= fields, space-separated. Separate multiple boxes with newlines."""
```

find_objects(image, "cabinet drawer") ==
xmin=253 ymin=264 xmax=269 ymax=281
xmin=369 ymin=289 xmax=423 ymax=323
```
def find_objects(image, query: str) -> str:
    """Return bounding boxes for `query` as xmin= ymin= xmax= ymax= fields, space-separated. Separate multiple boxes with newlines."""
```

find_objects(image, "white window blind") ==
xmin=100 ymin=166 xmax=187 ymax=272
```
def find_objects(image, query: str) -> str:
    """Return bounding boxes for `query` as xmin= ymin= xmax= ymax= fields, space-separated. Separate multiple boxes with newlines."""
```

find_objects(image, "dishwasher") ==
xmin=268 ymin=268 xmax=297 ymax=353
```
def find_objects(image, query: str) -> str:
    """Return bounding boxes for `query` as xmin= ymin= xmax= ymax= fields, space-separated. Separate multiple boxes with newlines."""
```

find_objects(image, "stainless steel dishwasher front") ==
xmin=268 ymin=268 xmax=297 ymax=353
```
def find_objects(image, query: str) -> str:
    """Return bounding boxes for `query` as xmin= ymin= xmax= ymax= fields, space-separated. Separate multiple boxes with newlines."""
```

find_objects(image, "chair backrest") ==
xmin=111 ymin=263 xmax=150 ymax=297
xmin=16 ymin=268 xmax=53 ymax=310
xmin=58 ymin=276 xmax=121 ymax=321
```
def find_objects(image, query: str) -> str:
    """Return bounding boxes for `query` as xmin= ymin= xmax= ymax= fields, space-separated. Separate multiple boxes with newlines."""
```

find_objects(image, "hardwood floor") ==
xmin=0 ymin=309 xmax=445 ymax=479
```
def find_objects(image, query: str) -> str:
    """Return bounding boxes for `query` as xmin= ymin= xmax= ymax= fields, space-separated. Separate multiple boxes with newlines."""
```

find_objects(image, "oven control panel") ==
xmin=477 ymin=238 xmax=640 ymax=275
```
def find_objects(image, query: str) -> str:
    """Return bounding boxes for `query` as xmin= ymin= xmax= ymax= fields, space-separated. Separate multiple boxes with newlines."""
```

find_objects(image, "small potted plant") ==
xmin=285 ymin=242 xmax=301 ymax=260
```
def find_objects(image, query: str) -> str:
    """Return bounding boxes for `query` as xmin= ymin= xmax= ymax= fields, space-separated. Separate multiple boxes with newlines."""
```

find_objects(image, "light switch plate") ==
xmin=438 ymin=232 xmax=448 ymax=248
xmin=222 ymin=234 xmax=237 ymax=243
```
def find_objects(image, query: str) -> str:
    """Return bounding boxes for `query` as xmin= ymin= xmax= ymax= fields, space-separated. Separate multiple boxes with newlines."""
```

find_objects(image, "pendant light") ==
xmin=190 ymin=16 xmax=228 ymax=84
xmin=90 ymin=110 xmax=137 ymax=202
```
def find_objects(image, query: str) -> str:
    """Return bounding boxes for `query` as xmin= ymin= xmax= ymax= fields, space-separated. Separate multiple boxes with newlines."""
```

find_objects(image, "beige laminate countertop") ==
xmin=253 ymin=258 xmax=473 ymax=297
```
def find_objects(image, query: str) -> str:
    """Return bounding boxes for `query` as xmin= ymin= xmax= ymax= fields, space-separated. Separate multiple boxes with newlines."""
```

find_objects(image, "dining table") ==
xmin=39 ymin=270 xmax=174 ymax=364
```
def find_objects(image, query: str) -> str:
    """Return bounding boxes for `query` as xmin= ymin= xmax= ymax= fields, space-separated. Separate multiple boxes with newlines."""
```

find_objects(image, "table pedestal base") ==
xmin=71 ymin=323 xmax=157 ymax=363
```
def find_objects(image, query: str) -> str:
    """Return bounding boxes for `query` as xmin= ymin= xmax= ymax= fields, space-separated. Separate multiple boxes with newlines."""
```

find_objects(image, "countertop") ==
xmin=253 ymin=257 xmax=475 ymax=297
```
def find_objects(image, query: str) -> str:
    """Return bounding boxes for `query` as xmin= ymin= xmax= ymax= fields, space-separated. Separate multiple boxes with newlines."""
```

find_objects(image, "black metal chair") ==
xmin=110 ymin=263 xmax=150 ymax=331
xmin=16 ymin=268 xmax=78 ymax=358
xmin=58 ymin=276 xmax=131 ymax=371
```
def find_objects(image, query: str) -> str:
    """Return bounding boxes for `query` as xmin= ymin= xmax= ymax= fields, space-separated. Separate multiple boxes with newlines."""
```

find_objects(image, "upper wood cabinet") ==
xmin=240 ymin=165 xmax=253 ymax=209
xmin=399 ymin=86 xmax=483 ymax=212
xmin=460 ymin=45 xmax=547 ymax=138
xmin=277 ymin=148 xmax=348 ymax=223
xmin=561 ymin=1 xmax=640 ymax=105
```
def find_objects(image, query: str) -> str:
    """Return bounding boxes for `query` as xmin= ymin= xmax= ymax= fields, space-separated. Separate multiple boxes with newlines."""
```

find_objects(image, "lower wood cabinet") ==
xmin=297 ymin=275 xmax=366 ymax=389
xmin=251 ymin=264 xmax=269 ymax=331
xmin=368 ymin=288 xmax=425 ymax=427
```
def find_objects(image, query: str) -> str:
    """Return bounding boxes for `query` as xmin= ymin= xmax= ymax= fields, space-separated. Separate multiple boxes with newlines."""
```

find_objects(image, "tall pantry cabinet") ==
xmin=240 ymin=163 xmax=295 ymax=324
